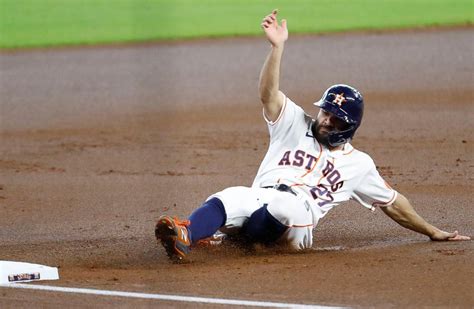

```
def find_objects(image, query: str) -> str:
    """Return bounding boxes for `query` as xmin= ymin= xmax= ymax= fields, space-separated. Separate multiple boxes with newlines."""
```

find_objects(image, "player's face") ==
xmin=313 ymin=109 xmax=349 ymax=146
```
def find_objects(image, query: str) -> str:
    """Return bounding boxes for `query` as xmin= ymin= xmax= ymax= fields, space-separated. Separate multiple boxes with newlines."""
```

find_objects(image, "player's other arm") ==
xmin=259 ymin=10 xmax=288 ymax=122
xmin=381 ymin=193 xmax=470 ymax=241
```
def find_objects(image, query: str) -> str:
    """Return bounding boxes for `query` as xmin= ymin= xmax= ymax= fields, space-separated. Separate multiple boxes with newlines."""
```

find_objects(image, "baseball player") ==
xmin=155 ymin=10 xmax=470 ymax=261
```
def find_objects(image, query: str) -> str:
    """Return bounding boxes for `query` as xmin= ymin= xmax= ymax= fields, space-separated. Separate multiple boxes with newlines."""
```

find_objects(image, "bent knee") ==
xmin=266 ymin=197 xmax=312 ymax=227
xmin=267 ymin=202 xmax=293 ymax=226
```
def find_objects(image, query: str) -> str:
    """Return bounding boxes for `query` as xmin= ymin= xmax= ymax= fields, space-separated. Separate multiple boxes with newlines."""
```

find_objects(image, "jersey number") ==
xmin=310 ymin=161 xmax=344 ymax=207
xmin=310 ymin=184 xmax=334 ymax=207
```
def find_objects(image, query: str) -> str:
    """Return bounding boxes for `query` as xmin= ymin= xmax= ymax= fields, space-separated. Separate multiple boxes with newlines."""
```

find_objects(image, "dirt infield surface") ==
xmin=1 ymin=28 xmax=473 ymax=308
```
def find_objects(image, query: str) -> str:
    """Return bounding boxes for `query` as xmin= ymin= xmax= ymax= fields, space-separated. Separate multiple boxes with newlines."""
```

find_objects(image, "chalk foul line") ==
xmin=0 ymin=283 xmax=344 ymax=308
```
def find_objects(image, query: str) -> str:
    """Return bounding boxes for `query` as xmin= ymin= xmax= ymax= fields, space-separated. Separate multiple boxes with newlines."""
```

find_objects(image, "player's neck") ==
xmin=328 ymin=144 xmax=345 ymax=152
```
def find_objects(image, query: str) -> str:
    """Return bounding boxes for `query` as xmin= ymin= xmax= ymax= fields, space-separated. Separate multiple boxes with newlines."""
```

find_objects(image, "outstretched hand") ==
xmin=430 ymin=230 xmax=471 ymax=241
xmin=261 ymin=9 xmax=288 ymax=48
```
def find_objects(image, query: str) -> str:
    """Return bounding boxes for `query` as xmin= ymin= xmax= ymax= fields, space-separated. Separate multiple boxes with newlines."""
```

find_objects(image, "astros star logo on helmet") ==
xmin=332 ymin=93 xmax=347 ymax=106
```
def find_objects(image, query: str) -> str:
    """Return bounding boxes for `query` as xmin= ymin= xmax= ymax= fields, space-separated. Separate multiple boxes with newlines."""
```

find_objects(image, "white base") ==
xmin=0 ymin=261 xmax=59 ymax=284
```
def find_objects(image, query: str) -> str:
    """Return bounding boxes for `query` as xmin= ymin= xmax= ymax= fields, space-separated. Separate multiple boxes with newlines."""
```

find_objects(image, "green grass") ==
xmin=1 ymin=0 xmax=473 ymax=49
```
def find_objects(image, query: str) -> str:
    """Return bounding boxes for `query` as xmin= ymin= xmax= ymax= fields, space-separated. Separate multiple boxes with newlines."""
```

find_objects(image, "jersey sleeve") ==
xmin=263 ymin=94 xmax=306 ymax=141
xmin=351 ymin=157 xmax=398 ymax=211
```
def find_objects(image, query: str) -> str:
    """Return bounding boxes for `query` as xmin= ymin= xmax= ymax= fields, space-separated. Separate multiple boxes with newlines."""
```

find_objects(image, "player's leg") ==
xmin=156 ymin=197 xmax=227 ymax=261
xmin=279 ymin=222 xmax=313 ymax=250
xmin=243 ymin=190 xmax=314 ymax=250
xmin=186 ymin=197 xmax=227 ymax=242
xmin=156 ymin=186 xmax=260 ymax=260
xmin=268 ymin=194 xmax=314 ymax=250
xmin=208 ymin=186 xmax=262 ymax=235
xmin=242 ymin=202 xmax=288 ymax=244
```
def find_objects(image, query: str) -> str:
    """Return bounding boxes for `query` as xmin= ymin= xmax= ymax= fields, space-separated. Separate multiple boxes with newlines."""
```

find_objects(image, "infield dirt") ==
xmin=1 ymin=28 xmax=473 ymax=307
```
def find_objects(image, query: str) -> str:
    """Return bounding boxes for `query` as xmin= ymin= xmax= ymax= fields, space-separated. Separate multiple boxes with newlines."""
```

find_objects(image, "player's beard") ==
xmin=312 ymin=120 xmax=332 ymax=147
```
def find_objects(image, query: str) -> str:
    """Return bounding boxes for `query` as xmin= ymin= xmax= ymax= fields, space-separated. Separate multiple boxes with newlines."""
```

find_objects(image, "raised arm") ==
xmin=259 ymin=10 xmax=288 ymax=122
xmin=381 ymin=193 xmax=470 ymax=241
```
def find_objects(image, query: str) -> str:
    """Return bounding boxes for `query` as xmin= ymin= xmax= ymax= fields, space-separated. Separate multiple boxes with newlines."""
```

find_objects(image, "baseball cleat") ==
xmin=197 ymin=231 xmax=227 ymax=247
xmin=155 ymin=215 xmax=191 ymax=261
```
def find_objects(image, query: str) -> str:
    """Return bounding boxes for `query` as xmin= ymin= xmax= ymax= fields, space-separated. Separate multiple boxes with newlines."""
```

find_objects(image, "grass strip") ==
xmin=1 ymin=0 xmax=473 ymax=48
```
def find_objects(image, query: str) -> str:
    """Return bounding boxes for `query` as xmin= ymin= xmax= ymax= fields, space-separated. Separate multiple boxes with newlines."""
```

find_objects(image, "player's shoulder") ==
xmin=282 ymin=93 xmax=304 ymax=111
xmin=279 ymin=93 xmax=311 ymax=125
xmin=283 ymin=93 xmax=312 ymax=120
xmin=342 ymin=145 xmax=376 ymax=169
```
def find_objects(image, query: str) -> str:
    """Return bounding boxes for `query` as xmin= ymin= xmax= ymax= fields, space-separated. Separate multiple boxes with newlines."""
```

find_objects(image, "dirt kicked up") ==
xmin=1 ymin=28 xmax=473 ymax=307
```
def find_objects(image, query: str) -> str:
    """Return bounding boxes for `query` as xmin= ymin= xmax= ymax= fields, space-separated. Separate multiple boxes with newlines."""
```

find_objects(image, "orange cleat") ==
xmin=155 ymin=215 xmax=191 ymax=261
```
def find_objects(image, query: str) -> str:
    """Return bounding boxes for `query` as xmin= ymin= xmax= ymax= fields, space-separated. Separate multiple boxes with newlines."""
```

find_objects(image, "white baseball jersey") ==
xmin=252 ymin=94 xmax=397 ymax=224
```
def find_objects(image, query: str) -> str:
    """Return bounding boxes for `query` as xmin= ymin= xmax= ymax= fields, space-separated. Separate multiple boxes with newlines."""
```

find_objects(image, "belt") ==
xmin=263 ymin=184 xmax=297 ymax=196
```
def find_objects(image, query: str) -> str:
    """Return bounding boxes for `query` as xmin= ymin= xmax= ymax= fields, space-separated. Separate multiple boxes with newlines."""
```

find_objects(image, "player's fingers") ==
xmin=261 ymin=20 xmax=272 ymax=28
xmin=262 ymin=11 xmax=276 ymax=25
xmin=281 ymin=19 xmax=287 ymax=29
xmin=263 ymin=16 xmax=274 ymax=25
xmin=261 ymin=20 xmax=271 ymax=29
xmin=448 ymin=231 xmax=471 ymax=241
xmin=447 ymin=231 xmax=461 ymax=240
xmin=264 ymin=12 xmax=276 ymax=21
